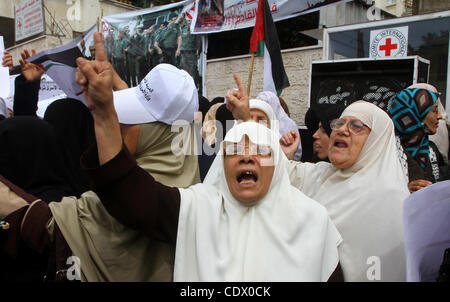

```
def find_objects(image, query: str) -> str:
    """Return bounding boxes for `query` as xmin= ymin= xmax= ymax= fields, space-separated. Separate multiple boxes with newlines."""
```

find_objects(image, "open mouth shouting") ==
xmin=333 ymin=138 xmax=348 ymax=149
xmin=236 ymin=168 xmax=258 ymax=187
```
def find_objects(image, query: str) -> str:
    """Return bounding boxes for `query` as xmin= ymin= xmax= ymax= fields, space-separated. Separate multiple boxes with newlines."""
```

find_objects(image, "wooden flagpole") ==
xmin=247 ymin=52 xmax=255 ymax=96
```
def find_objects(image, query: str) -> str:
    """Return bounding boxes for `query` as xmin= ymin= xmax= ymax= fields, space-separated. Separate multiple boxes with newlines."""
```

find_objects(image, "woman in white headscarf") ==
xmin=284 ymin=101 xmax=410 ymax=281
xmin=80 ymin=121 xmax=343 ymax=281
xmin=256 ymin=91 xmax=302 ymax=160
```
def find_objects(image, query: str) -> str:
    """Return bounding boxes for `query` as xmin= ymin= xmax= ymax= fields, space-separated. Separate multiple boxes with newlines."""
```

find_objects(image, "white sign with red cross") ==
xmin=370 ymin=26 xmax=408 ymax=58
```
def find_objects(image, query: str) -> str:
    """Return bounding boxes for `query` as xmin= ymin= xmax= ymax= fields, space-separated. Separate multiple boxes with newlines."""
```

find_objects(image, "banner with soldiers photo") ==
xmin=101 ymin=0 xmax=203 ymax=90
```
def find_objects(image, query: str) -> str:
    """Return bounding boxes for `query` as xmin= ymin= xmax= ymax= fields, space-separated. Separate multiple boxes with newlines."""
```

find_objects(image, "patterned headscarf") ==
xmin=388 ymin=88 xmax=439 ymax=169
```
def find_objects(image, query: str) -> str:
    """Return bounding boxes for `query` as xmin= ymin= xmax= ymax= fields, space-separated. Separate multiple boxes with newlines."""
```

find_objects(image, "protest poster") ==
xmin=102 ymin=0 xmax=204 ymax=91
xmin=191 ymin=0 xmax=348 ymax=34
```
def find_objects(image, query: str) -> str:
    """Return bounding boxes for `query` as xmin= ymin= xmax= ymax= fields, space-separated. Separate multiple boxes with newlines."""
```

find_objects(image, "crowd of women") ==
xmin=0 ymin=32 xmax=449 ymax=282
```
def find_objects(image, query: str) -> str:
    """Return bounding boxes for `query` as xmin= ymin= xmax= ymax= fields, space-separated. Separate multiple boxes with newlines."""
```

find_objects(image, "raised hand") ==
xmin=2 ymin=51 xmax=13 ymax=71
xmin=225 ymin=74 xmax=250 ymax=122
xmin=75 ymin=32 xmax=121 ymax=165
xmin=280 ymin=131 xmax=300 ymax=160
xmin=75 ymin=32 xmax=114 ymax=114
xmin=19 ymin=49 xmax=44 ymax=81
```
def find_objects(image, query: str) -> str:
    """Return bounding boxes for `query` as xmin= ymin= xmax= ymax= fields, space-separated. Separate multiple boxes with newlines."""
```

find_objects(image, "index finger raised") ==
xmin=233 ymin=74 xmax=246 ymax=96
xmin=93 ymin=32 xmax=107 ymax=62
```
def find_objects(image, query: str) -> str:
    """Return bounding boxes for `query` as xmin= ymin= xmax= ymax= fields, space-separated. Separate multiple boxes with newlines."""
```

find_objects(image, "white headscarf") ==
xmin=256 ymin=91 xmax=302 ymax=160
xmin=174 ymin=122 xmax=342 ymax=281
xmin=249 ymin=98 xmax=278 ymax=133
xmin=256 ymin=91 xmax=298 ymax=135
xmin=288 ymin=101 xmax=409 ymax=281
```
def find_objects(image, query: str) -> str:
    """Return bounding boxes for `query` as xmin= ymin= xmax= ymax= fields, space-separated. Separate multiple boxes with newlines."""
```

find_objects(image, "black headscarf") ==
xmin=0 ymin=116 xmax=75 ymax=203
xmin=305 ymin=104 xmax=346 ymax=137
xmin=198 ymin=96 xmax=225 ymax=123
xmin=43 ymin=99 xmax=95 ymax=196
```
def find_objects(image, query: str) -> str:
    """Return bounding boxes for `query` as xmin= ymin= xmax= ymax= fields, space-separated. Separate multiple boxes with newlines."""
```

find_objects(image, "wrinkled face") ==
xmin=312 ymin=122 xmax=330 ymax=160
xmin=250 ymin=109 xmax=270 ymax=128
xmin=328 ymin=116 xmax=371 ymax=169
xmin=224 ymin=136 xmax=275 ymax=206
xmin=423 ymin=102 xmax=442 ymax=135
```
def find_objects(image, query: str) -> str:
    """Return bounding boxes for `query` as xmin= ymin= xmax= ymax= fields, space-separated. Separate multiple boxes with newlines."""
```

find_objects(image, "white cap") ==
xmin=113 ymin=64 xmax=199 ymax=125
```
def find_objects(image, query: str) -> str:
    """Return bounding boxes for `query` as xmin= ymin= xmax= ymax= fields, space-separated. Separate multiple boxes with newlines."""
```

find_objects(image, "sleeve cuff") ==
xmin=81 ymin=143 xmax=138 ymax=189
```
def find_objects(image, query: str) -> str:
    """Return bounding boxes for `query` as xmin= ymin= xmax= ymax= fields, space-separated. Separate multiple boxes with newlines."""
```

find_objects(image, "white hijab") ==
xmin=256 ymin=91 xmax=302 ymax=160
xmin=174 ymin=122 xmax=342 ymax=281
xmin=249 ymin=98 xmax=278 ymax=134
xmin=288 ymin=101 xmax=409 ymax=281
xmin=256 ymin=91 xmax=298 ymax=136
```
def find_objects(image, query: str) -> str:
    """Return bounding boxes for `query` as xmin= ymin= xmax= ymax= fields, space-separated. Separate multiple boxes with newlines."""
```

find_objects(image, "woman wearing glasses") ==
xmin=282 ymin=100 xmax=409 ymax=281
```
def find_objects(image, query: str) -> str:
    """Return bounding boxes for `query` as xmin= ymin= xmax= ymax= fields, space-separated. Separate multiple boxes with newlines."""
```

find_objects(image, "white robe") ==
xmin=174 ymin=122 xmax=342 ymax=281
xmin=288 ymin=101 xmax=410 ymax=281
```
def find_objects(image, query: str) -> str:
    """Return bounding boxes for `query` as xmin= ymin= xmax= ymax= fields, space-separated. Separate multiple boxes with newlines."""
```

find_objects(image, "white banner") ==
xmin=15 ymin=0 xmax=45 ymax=42
xmin=0 ymin=37 xmax=10 ymax=98
xmin=4 ymin=74 xmax=66 ymax=116
xmin=370 ymin=26 xmax=409 ymax=58
xmin=191 ymin=0 xmax=348 ymax=34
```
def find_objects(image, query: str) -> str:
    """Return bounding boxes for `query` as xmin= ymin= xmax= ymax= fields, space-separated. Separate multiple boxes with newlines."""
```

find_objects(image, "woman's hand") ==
xmin=19 ymin=49 xmax=45 ymax=82
xmin=2 ymin=51 xmax=13 ymax=71
xmin=225 ymin=74 xmax=250 ymax=122
xmin=408 ymin=179 xmax=432 ymax=193
xmin=280 ymin=131 xmax=300 ymax=160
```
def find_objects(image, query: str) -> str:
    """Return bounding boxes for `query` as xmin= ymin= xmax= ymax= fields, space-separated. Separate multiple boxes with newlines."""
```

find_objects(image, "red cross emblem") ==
xmin=379 ymin=38 xmax=398 ymax=56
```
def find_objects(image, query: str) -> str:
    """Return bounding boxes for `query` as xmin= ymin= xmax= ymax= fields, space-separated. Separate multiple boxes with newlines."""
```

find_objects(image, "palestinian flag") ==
xmin=250 ymin=0 xmax=290 ymax=95
xmin=28 ymin=25 xmax=96 ymax=106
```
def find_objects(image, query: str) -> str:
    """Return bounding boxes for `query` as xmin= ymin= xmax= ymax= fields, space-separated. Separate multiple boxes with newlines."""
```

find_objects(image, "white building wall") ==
xmin=206 ymin=46 xmax=323 ymax=127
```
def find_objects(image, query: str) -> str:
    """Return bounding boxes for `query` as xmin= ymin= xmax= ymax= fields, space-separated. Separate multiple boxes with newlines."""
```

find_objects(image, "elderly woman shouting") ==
xmin=279 ymin=100 xmax=410 ymax=282
xmin=71 ymin=33 xmax=343 ymax=281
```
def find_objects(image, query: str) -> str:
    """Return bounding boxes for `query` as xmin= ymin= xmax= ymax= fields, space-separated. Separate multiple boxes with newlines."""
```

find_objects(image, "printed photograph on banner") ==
xmin=102 ymin=0 xmax=203 ymax=91
xmin=192 ymin=0 xmax=347 ymax=34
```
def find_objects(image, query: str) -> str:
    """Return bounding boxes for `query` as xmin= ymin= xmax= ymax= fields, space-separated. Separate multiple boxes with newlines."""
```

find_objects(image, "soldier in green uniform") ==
xmin=127 ymin=24 xmax=147 ymax=83
xmin=144 ymin=24 xmax=156 ymax=71
xmin=104 ymin=27 xmax=115 ymax=64
xmin=123 ymin=26 xmax=134 ymax=87
xmin=112 ymin=28 xmax=127 ymax=84
xmin=157 ymin=15 xmax=181 ymax=67
xmin=178 ymin=18 xmax=201 ymax=83
xmin=153 ymin=22 xmax=167 ymax=66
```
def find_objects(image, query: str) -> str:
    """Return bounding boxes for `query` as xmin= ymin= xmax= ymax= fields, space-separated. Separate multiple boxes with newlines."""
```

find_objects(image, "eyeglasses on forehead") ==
xmin=224 ymin=142 xmax=272 ymax=156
